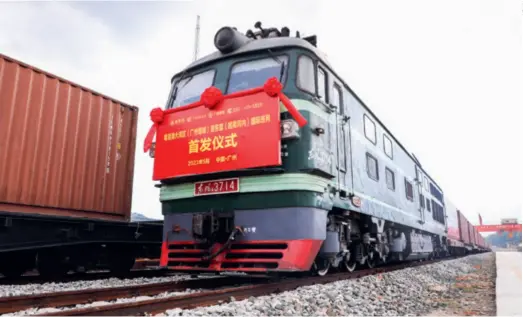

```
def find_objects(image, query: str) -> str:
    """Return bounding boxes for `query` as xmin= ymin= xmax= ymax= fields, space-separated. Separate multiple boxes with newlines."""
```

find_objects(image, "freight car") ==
xmin=445 ymin=198 xmax=488 ymax=254
xmin=444 ymin=197 xmax=467 ymax=254
xmin=0 ymin=54 xmax=162 ymax=278
xmin=146 ymin=22 xmax=488 ymax=276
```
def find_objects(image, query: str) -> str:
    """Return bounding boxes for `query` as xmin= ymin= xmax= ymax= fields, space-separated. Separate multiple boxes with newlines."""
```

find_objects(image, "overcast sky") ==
xmin=0 ymin=0 xmax=521 ymax=226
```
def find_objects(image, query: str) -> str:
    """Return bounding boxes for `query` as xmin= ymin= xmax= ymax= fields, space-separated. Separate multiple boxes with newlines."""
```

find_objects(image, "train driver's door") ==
xmin=330 ymin=83 xmax=348 ymax=197
xmin=415 ymin=166 xmax=425 ymax=223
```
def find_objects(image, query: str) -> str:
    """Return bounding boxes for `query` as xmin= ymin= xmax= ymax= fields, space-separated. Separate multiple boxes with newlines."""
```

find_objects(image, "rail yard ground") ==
xmin=495 ymin=251 xmax=522 ymax=317
xmin=163 ymin=253 xmax=497 ymax=316
xmin=0 ymin=252 xmax=505 ymax=316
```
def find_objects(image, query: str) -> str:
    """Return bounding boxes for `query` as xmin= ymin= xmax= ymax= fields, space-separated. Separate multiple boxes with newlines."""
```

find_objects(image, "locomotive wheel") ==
xmin=314 ymin=258 xmax=331 ymax=276
xmin=344 ymin=253 xmax=357 ymax=272
xmin=366 ymin=251 xmax=376 ymax=269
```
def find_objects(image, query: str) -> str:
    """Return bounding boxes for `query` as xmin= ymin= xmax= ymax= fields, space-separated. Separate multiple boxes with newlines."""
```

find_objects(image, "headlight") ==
xmin=281 ymin=119 xmax=300 ymax=140
xmin=149 ymin=142 xmax=156 ymax=158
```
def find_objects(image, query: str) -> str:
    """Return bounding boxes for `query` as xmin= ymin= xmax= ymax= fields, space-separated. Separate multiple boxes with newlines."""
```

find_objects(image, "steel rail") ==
xmin=37 ymin=257 xmax=455 ymax=316
xmin=0 ymin=275 xmax=263 ymax=314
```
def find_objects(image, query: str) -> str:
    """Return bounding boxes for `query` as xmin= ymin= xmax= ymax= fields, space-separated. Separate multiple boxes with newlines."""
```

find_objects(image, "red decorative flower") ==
xmin=150 ymin=107 xmax=164 ymax=124
xmin=200 ymin=86 xmax=223 ymax=109
xmin=263 ymin=77 xmax=283 ymax=97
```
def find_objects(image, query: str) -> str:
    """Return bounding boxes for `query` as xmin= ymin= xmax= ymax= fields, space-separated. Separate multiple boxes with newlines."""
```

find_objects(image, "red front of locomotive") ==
xmin=145 ymin=75 xmax=319 ymax=273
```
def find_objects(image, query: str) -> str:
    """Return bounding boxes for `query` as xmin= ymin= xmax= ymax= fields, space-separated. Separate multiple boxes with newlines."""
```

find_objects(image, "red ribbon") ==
xmin=200 ymin=86 xmax=223 ymax=109
xmin=143 ymin=77 xmax=307 ymax=153
xmin=263 ymin=77 xmax=307 ymax=128
xmin=263 ymin=77 xmax=283 ymax=97
xmin=150 ymin=107 xmax=164 ymax=124
xmin=143 ymin=124 xmax=157 ymax=153
xmin=143 ymin=107 xmax=164 ymax=153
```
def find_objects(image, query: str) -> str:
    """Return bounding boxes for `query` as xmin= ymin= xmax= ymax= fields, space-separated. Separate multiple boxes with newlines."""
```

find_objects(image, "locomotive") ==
xmin=146 ymin=22 xmax=488 ymax=276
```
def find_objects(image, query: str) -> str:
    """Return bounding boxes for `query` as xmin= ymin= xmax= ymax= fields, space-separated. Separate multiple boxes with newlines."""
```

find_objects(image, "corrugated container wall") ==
xmin=0 ymin=54 xmax=138 ymax=221
xmin=477 ymin=231 xmax=484 ymax=248
xmin=476 ymin=232 xmax=483 ymax=248
xmin=444 ymin=197 xmax=461 ymax=241
xmin=468 ymin=222 xmax=477 ymax=245
xmin=457 ymin=210 xmax=471 ymax=245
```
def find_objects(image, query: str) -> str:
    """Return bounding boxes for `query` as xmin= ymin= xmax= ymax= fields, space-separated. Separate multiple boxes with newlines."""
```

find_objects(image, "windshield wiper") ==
xmin=169 ymin=69 xmax=193 ymax=108
xmin=267 ymin=49 xmax=285 ymax=82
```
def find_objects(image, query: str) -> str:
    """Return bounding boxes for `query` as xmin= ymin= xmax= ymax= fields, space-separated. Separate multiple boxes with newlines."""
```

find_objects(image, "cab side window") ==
xmin=296 ymin=55 xmax=315 ymax=94
xmin=364 ymin=114 xmax=377 ymax=144
xmin=317 ymin=67 xmax=327 ymax=103
xmin=331 ymin=84 xmax=341 ymax=108
xmin=404 ymin=178 xmax=414 ymax=201
xmin=385 ymin=167 xmax=395 ymax=190
xmin=383 ymin=135 xmax=393 ymax=159
xmin=366 ymin=153 xmax=379 ymax=181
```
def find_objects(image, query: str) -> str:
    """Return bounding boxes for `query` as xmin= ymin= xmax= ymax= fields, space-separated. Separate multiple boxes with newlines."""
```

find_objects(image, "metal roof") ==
xmin=172 ymin=36 xmax=331 ymax=80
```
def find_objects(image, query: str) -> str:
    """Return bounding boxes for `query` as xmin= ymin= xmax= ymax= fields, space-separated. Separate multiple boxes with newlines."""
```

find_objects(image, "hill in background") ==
xmin=131 ymin=212 xmax=160 ymax=222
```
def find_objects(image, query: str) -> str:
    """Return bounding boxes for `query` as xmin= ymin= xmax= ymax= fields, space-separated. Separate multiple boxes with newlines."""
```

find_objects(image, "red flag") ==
xmin=478 ymin=213 xmax=483 ymax=226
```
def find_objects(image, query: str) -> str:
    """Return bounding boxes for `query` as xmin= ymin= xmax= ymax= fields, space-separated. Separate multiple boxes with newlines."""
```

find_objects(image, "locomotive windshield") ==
xmin=166 ymin=54 xmax=288 ymax=109
xmin=167 ymin=69 xmax=215 ymax=109
xmin=227 ymin=55 xmax=288 ymax=93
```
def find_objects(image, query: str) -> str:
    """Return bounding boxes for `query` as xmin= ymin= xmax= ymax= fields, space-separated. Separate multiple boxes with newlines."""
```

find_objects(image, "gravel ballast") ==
xmin=162 ymin=253 xmax=496 ymax=316
xmin=1 ymin=289 xmax=202 ymax=317
xmin=0 ymin=275 xmax=192 ymax=297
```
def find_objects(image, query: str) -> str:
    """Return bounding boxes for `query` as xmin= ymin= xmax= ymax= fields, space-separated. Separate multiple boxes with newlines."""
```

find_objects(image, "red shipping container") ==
xmin=476 ymin=231 xmax=483 ymax=248
xmin=444 ymin=197 xmax=461 ymax=241
xmin=479 ymin=234 xmax=484 ymax=248
xmin=457 ymin=209 xmax=471 ymax=245
xmin=475 ymin=231 xmax=479 ymax=247
xmin=468 ymin=222 xmax=477 ymax=245
xmin=0 ymin=54 xmax=138 ymax=221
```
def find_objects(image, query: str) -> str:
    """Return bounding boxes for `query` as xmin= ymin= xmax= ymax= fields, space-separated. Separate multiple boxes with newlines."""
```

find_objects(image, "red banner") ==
xmin=153 ymin=91 xmax=281 ymax=180
xmin=475 ymin=224 xmax=522 ymax=232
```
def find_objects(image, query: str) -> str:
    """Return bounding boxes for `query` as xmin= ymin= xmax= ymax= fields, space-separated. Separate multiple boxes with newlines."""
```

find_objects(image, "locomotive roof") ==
xmin=173 ymin=36 xmax=443 ymax=191
xmin=180 ymin=36 xmax=331 ymax=74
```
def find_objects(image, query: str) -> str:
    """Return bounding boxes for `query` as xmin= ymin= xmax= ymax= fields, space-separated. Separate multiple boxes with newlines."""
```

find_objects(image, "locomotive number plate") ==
xmin=193 ymin=178 xmax=240 ymax=196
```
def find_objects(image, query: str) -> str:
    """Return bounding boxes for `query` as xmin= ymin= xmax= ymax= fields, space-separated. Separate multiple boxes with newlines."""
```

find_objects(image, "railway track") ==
xmin=13 ymin=257 xmax=458 ymax=316
xmin=0 ymin=275 xmax=265 ymax=315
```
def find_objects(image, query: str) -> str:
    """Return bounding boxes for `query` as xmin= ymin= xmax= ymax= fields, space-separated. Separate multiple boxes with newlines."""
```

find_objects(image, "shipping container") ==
xmin=0 ymin=53 xmax=138 ymax=222
xmin=474 ymin=227 xmax=481 ymax=246
xmin=476 ymin=231 xmax=484 ymax=248
xmin=457 ymin=209 xmax=471 ymax=245
xmin=477 ymin=230 xmax=480 ymax=246
xmin=468 ymin=222 xmax=477 ymax=246
xmin=444 ymin=197 xmax=461 ymax=241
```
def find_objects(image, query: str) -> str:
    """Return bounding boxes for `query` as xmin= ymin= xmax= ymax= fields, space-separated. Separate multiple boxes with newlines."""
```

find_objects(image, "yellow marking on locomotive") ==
xmin=188 ymin=133 xmax=238 ymax=154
